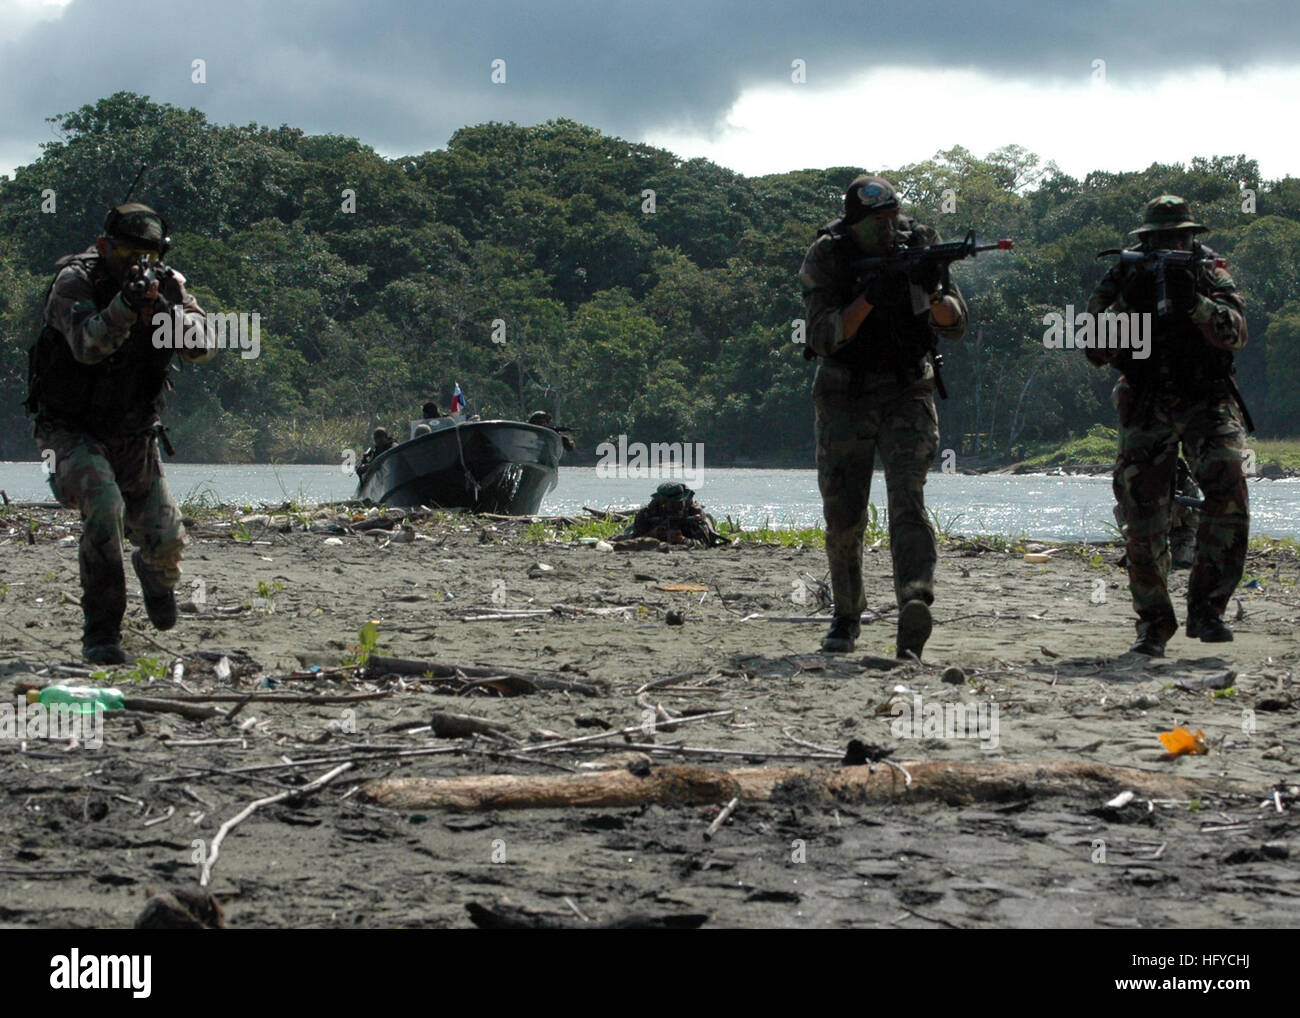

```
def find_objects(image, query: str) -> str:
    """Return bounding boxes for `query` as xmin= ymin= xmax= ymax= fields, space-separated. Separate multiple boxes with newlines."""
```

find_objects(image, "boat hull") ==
xmin=356 ymin=420 xmax=562 ymax=514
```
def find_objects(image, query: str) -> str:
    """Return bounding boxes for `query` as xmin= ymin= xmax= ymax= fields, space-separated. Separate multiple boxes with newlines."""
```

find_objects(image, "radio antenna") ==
xmin=121 ymin=164 xmax=148 ymax=204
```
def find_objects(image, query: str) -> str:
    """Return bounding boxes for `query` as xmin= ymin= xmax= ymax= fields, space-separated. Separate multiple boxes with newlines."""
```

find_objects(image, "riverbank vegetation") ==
xmin=3 ymin=93 xmax=1299 ymax=467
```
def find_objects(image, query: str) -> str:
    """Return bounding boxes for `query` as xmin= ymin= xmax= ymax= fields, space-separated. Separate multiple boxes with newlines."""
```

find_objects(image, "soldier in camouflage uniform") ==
xmin=799 ymin=175 xmax=968 ymax=658
xmin=25 ymin=203 xmax=215 ymax=664
xmin=1086 ymin=195 xmax=1249 ymax=656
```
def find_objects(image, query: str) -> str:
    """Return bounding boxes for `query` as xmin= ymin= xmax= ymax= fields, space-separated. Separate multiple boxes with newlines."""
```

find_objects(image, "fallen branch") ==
xmin=200 ymin=762 xmax=353 ymax=887
xmin=368 ymin=654 xmax=603 ymax=696
xmin=152 ymin=691 xmax=391 ymax=705
xmin=123 ymin=696 xmax=222 ymax=721
xmin=361 ymin=760 xmax=1258 ymax=812
xmin=738 ymin=611 xmax=889 ymax=624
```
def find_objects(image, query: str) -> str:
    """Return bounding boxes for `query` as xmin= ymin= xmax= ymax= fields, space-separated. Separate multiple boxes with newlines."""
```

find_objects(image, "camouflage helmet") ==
xmin=1130 ymin=195 xmax=1207 ymax=235
xmin=373 ymin=427 xmax=390 ymax=442
xmin=103 ymin=203 xmax=169 ymax=252
xmin=844 ymin=175 xmax=899 ymax=224
xmin=528 ymin=410 xmax=552 ymax=426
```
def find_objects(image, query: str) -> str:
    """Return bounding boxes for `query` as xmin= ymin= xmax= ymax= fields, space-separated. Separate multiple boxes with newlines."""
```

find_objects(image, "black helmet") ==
xmin=844 ymin=175 xmax=899 ymax=225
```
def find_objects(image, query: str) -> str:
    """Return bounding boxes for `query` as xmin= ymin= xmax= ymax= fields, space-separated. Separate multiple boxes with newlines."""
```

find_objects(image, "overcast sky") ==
xmin=2 ymin=0 xmax=1297 ymax=183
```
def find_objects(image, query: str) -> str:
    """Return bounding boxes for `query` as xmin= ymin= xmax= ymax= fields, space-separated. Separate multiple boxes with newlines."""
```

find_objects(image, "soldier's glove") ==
xmin=858 ymin=269 xmax=908 ymax=311
xmin=1118 ymin=267 xmax=1153 ymax=310
xmin=120 ymin=265 xmax=158 ymax=311
xmin=1164 ymin=265 xmax=1198 ymax=313
xmin=906 ymin=259 xmax=943 ymax=295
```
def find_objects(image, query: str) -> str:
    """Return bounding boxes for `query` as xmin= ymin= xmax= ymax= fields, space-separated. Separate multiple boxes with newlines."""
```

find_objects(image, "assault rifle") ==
xmin=123 ymin=254 xmax=177 ymax=313
xmin=1096 ymin=246 xmax=1226 ymax=317
xmin=851 ymin=230 xmax=1014 ymax=294
xmin=812 ymin=230 xmax=1014 ymax=398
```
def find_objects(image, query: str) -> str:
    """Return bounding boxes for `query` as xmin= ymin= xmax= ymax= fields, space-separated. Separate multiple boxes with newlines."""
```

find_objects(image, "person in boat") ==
xmin=358 ymin=427 xmax=396 ymax=472
xmin=529 ymin=409 xmax=576 ymax=451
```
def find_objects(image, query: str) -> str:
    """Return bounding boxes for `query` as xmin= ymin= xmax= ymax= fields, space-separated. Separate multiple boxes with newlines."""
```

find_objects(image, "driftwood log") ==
xmin=361 ymin=760 xmax=1256 ymax=812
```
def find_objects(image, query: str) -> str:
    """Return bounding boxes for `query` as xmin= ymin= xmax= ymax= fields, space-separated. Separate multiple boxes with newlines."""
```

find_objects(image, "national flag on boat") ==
xmin=451 ymin=383 xmax=466 ymax=414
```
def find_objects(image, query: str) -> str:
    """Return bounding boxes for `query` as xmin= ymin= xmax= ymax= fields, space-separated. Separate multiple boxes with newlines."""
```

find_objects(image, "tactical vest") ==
xmin=1114 ymin=243 xmax=1235 ymax=395
xmin=24 ymin=252 xmax=178 ymax=436
xmin=820 ymin=218 xmax=935 ymax=382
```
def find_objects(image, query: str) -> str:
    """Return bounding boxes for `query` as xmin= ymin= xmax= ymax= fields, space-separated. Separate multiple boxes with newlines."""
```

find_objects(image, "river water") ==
xmin=3 ymin=462 xmax=1298 ymax=541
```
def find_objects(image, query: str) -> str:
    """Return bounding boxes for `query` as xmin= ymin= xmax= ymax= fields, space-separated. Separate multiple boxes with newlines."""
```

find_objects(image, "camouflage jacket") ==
xmin=1086 ymin=242 xmax=1246 ymax=391
xmin=44 ymin=247 xmax=213 ymax=366
xmin=799 ymin=217 xmax=968 ymax=395
xmin=29 ymin=248 xmax=214 ymax=436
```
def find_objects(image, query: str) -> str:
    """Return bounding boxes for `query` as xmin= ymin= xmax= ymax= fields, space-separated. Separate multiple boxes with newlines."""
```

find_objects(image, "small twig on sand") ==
xmin=517 ymin=709 xmax=734 ymax=754
xmin=225 ymin=694 xmax=256 ymax=722
xmin=703 ymin=797 xmax=740 ymax=840
xmin=781 ymin=727 xmax=841 ymax=755
xmin=563 ymin=897 xmax=591 ymax=921
xmin=200 ymin=762 xmax=353 ymax=887
xmin=634 ymin=672 xmax=699 ymax=695
xmin=142 ymin=805 xmax=175 ymax=827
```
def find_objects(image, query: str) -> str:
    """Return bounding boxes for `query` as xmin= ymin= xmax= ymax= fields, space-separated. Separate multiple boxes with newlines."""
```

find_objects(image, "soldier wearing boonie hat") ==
xmin=1086 ymin=194 xmax=1250 ymax=657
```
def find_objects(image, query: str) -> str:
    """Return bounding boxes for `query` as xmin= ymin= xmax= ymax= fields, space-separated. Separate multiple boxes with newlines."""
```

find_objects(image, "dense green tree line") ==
xmin=1 ymin=92 xmax=1295 ymax=465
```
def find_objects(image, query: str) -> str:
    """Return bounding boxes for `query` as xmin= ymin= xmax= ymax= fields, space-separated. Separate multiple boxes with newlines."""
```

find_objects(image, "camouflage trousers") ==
xmin=1112 ymin=381 xmax=1249 ymax=636
xmin=35 ymin=425 xmax=186 ymax=646
xmin=814 ymin=372 xmax=939 ymax=618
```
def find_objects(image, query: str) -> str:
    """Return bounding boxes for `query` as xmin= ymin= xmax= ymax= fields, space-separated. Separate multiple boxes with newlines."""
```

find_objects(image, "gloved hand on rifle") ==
xmin=1119 ymin=266 xmax=1155 ymax=310
xmin=906 ymin=259 xmax=943 ymax=295
xmin=1164 ymin=264 xmax=1199 ymax=314
xmin=120 ymin=260 xmax=160 ymax=312
xmin=857 ymin=267 xmax=910 ymax=311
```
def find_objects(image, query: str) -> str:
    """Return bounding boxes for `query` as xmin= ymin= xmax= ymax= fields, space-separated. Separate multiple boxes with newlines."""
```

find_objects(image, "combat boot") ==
xmin=1129 ymin=616 xmax=1175 ymax=657
xmin=82 ymin=596 xmax=129 ymax=665
xmin=132 ymin=550 xmax=177 ymax=631
xmin=83 ymin=642 xmax=129 ymax=666
xmin=1187 ymin=612 xmax=1233 ymax=643
xmin=896 ymin=600 xmax=932 ymax=660
xmin=821 ymin=615 xmax=860 ymax=654
xmin=82 ymin=620 xmax=128 ymax=665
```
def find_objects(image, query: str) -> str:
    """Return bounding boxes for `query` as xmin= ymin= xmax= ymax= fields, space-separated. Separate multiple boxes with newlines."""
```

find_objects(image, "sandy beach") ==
xmin=1 ymin=503 xmax=1297 ymax=929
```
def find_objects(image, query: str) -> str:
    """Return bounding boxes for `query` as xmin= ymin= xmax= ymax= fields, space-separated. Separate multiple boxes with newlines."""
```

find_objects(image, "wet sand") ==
xmin=1 ymin=505 xmax=1297 ymax=929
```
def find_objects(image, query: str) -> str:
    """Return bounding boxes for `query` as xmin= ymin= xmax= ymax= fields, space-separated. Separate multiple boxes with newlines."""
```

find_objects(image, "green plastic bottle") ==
xmin=27 ymin=685 xmax=125 ymax=714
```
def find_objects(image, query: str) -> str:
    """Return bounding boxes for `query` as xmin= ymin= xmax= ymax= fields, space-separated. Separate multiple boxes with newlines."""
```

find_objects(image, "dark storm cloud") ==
xmin=1 ymin=0 xmax=1296 ymax=169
